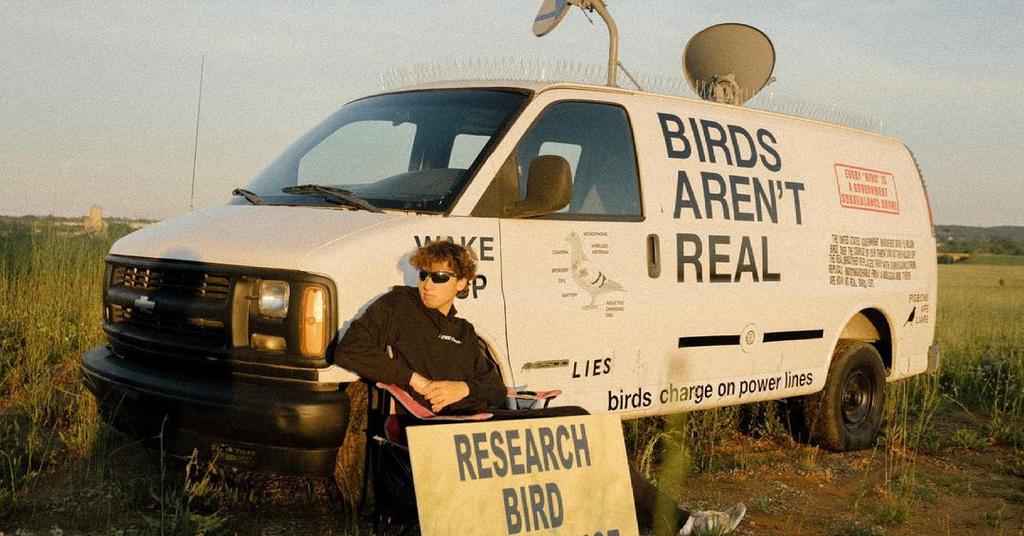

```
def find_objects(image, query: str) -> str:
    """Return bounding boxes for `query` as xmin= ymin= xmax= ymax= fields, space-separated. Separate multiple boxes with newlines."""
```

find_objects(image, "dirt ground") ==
xmin=676 ymin=412 xmax=1024 ymax=536
xmin=2 ymin=410 xmax=1022 ymax=535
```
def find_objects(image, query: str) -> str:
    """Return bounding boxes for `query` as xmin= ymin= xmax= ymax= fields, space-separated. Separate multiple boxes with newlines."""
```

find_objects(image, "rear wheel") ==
xmin=803 ymin=340 xmax=886 ymax=451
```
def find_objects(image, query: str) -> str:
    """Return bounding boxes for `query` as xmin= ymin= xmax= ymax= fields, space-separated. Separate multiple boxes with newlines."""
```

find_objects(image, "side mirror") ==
xmin=505 ymin=155 xmax=572 ymax=218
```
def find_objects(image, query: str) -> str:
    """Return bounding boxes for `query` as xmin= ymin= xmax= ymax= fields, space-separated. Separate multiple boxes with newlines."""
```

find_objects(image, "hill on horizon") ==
xmin=936 ymin=224 xmax=1024 ymax=240
xmin=935 ymin=224 xmax=1024 ymax=255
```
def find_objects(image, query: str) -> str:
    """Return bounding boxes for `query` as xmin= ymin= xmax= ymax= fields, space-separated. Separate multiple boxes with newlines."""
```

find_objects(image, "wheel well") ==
xmin=838 ymin=308 xmax=893 ymax=374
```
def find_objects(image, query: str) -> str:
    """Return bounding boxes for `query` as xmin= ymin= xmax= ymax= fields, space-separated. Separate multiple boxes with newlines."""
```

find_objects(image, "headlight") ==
xmin=258 ymin=280 xmax=290 ymax=318
xmin=299 ymin=286 xmax=327 ymax=357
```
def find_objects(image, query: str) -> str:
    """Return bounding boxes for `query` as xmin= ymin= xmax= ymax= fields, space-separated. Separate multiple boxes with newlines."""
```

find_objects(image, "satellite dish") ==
xmin=533 ymin=0 xmax=573 ymax=37
xmin=683 ymin=23 xmax=775 ymax=105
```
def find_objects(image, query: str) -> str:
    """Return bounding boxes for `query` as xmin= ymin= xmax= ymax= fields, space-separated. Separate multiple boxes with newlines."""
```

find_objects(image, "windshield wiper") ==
xmin=232 ymin=188 xmax=265 ymax=205
xmin=282 ymin=184 xmax=384 ymax=213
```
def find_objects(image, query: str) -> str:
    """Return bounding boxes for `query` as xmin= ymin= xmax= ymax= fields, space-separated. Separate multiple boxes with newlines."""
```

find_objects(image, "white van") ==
xmin=80 ymin=76 xmax=938 ymax=474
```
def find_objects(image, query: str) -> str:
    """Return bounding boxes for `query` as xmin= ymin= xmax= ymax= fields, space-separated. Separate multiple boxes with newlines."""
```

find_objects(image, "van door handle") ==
xmin=647 ymin=234 xmax=661 ymax=278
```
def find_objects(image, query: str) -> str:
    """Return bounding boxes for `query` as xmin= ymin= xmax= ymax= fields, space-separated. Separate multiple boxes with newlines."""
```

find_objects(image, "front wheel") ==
xmin=803 ymin=340 xmax=886 ymax=451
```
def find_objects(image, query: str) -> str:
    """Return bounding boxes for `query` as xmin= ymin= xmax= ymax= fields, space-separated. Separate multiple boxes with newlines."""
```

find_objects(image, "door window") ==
xmin=516 ymin=102 xmax=642 ymax=220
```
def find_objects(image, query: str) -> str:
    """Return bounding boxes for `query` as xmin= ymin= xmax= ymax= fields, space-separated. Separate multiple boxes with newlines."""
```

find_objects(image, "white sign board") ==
xmin=407 ymin=414 xmax=639 ymax=536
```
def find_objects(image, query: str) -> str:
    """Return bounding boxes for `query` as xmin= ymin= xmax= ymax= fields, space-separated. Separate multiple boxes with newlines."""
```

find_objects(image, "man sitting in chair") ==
xmin=336 ymin=240 xmax=745 ymax=536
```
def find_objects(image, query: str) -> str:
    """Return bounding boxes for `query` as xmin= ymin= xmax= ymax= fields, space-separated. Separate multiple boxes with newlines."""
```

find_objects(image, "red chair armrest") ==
xmin=506 ymin=388 xmax=562 ymax=409
xmin=376 ymin=383 xmax=493 ymax=421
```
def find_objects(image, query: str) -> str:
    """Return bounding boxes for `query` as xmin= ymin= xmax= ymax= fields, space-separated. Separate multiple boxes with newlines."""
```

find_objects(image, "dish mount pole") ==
xmin=571 ymin=0 xmax=619 ymax=87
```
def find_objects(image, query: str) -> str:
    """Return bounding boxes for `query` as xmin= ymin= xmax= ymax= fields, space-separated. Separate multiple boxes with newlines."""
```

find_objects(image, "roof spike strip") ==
xmin=375 ymin=57 xmax=882 ymax=133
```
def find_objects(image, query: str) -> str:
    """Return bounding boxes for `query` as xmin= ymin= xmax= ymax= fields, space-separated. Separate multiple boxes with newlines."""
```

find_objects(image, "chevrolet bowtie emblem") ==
xmin=134 ymin=295 xmax=156 ymax=312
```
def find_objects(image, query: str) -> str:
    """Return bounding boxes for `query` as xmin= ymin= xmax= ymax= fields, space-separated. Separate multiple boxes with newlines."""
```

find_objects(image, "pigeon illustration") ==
xmin=904 ymin=306 xmax=916 ymax=326
xmin=566 ymin=232 xmax=624 ymax=309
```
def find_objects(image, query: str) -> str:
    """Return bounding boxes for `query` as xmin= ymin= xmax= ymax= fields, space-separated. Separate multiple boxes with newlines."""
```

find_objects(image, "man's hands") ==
xmin=409 ymin=372 xmax=470 ymax=413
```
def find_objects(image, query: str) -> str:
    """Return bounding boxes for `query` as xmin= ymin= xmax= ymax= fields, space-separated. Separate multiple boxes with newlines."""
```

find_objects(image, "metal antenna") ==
xmin=189 ymin=55 xmax=205 ymax=211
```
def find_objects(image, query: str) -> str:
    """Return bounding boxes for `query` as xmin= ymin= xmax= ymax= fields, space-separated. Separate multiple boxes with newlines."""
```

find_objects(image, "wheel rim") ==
xmin=841 ymin=368 xmax=874 ymax=428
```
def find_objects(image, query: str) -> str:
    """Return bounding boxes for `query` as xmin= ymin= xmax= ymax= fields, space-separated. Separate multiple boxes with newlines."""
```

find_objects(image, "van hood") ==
xmin=110 ymin=205 xmax=403 ymax=271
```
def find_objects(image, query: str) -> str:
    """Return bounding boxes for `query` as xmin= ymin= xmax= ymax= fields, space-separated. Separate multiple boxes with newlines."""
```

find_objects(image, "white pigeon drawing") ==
xmin=566 ymin=232 xmax=625 ymax=309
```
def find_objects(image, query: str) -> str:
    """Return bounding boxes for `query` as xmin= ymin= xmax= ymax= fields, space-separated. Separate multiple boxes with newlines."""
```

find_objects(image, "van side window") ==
xmin=518 ymin=102 xmax=641 ymax=219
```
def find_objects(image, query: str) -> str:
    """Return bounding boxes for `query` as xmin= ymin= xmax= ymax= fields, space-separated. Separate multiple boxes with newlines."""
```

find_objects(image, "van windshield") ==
xmin=239 ymin=89 xmax=528 ymax=213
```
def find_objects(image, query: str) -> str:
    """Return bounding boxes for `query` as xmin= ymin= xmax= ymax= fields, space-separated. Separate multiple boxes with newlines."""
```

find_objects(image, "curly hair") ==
xmin=409 ymin=240 xmax=477 ymax=280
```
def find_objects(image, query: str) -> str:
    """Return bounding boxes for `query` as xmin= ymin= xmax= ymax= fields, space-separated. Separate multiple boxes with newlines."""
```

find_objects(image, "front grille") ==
xmin=107 ymin=260 xmax=234 ymax=350
xmin=110 ymin=304 xmax=226 ymax=344
xmin=112 ymin=265 xmax=231 ymax=301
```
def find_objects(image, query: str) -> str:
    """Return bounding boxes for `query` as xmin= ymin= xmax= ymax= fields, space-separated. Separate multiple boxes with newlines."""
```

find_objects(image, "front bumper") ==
xmin=80 ymin=345 xmax=350 ymax=476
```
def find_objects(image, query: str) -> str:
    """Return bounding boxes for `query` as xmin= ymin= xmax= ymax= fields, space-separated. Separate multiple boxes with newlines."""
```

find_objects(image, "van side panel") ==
xmin=446 ymin=87 xmax=935 ymax=419
xmin=611 ymin=95 xmax=936 ymax=418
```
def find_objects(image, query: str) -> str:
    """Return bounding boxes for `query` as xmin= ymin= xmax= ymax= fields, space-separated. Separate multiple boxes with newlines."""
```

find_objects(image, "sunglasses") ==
xmin=418 ymin=270 xmax=458 ymax=284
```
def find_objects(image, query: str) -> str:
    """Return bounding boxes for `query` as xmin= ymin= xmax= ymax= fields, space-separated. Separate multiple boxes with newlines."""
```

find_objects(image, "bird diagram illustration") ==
xmin=566 ymin=232 xmax=625 ymax=309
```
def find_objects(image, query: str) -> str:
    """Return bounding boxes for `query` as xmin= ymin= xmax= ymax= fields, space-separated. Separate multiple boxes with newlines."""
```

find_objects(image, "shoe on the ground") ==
xmin=677 ymin=502 xmax=746 ymax=535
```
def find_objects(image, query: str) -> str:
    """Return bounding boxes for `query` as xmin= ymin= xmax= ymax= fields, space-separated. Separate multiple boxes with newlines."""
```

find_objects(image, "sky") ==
xmin=1 ymin=1 xmax=1021 ymax=226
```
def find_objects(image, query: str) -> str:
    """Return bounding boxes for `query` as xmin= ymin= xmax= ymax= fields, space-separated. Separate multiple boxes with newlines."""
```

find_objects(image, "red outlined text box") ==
xmin=834 ymin=163 xmax=900 ymax=215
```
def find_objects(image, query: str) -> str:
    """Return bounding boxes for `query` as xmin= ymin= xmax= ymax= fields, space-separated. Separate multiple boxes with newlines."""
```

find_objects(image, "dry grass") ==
xmin=0 ymin=222 xmax=112 ymax=514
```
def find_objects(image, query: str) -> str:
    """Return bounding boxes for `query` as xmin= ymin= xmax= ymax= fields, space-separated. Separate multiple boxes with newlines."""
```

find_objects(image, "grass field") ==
xmin=1 ymin=221 xmax=1023 ymax=534
xmin=964 ymin=254 xmax=1024 ymax=266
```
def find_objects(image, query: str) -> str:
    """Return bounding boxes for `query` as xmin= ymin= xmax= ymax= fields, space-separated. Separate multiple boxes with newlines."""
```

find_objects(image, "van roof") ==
xmin=381 ymin=79 xmax=632 ymax=96
xmin=377 ymin=79 xmax=900 ymax=142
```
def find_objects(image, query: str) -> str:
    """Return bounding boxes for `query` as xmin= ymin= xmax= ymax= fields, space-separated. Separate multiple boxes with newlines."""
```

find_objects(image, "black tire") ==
xmin=803 ymin=340 xmax=886 ymax=451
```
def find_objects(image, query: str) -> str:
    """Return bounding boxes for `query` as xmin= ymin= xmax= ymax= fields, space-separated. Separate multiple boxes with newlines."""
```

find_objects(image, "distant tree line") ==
xmin=937 ymin=236 xmax=1024 ymax=255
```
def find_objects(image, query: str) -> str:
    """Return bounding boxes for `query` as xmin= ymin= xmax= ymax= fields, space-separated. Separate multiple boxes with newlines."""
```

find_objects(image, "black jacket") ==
xmin=335 ymin=286 xmax=506 ymax=412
